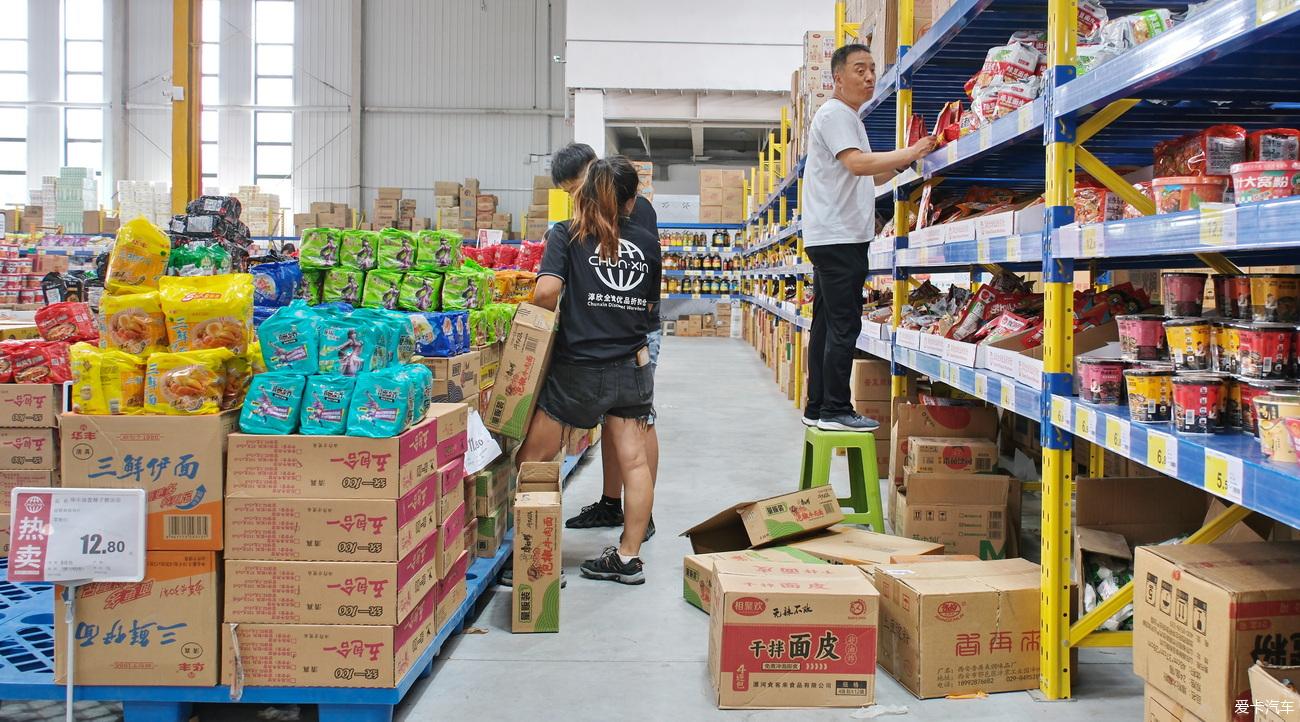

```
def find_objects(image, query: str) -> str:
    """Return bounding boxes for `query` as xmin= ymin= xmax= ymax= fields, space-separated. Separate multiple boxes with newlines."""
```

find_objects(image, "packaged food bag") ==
xmin=351 ymin=308 xmax=402 ymax=369
xmin=35 ymin=301 xmax=98 ymax=343
xmin=416 ymin=230 xmax=463 ymax=271
xmin=346 ymin=367 xmax=411 ymax=438
xmin=239 ymin=371 xmax=307 ymax=434
xmin=319 ymin=316 xmax=378 ymax=376
xmin=7 ymin=341 xmax=72 ymax=384
xmin=222 ymin=353 xmax=251 ymax=410
xmin=299 ymin=228 xmax=342 ymax=270
xmin=248 ymin=341 xmax=267 ymax=375
xmin=465 ymin=259 xmax=494 ymax=309
xmin=70 ymin=343 xmax=144 ymax=415
xmin=322 ymin=268 xmax=365 ymax=306
xmin=167 ymin=242 xmax=232 ymax=277
xmin=257 ymin=301 xmax=322 ymax=374
xmin=490 ymin=303 xmax=515 ymax=342
xmin=401 ymin=362 xmax=434 ymax=424
xmin=412 ymin=312 xmax=456 ymax=357
xmin=398 ymin=271 xmax=443 ymax=312
xmin=144 ymin=348 xmax=233 ymax=415
xmin=106 ymin=217 xmax=171 ymax=294
xmin=340 ymin=230 xmax=379 ymax=271
xmin=442 ymin=268 xmax=477 ymax=311
xmin=377 ymin=229 xmax=419 ymax=272
xmin=362 ymin=270 xmax=403 ymax=310
xmin=376 ymin=309 xmax=416 ymax=364
xmin=300 ymin=374 xmax=356 ymax=435
xmin=251 ymin=260 xmax=302 ymax=308
xmin=469 ymin=309 xmax=488 ymax=346
xmin=449 ymin=310 xmax=470 ymax=354
xmin=159 ymin=274 xmax=254 ymax=354
xmin=298 ymin=269 xmax=324 ymax=305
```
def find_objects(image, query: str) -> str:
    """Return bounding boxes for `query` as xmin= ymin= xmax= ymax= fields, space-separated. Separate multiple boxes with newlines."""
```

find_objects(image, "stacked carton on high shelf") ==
xmin=232 ymin=185 xmax=283 ymax=237
xmin=294 ymin=200 xmax=355 ymax=233
xmin=523 ymin=175 xmax=554 ymax=241
xmin=790 ymin=31 xmax=836 ymax=167
xmin=843 ymin=0 xmax=947 ymax=72
xmin=632 ymin=161 xmax=653 ymax=200
xmin=699 ymin=169 xmax=746 ymax=223
xmin=0 ymin=384 xmax=62 ymax=558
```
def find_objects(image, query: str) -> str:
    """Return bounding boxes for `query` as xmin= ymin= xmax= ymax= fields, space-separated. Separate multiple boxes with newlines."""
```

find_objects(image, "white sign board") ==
xmin=7 ymin=487 xmax=146 ymax=584
xmin=477 ymin=229 xmax=504 ymax=247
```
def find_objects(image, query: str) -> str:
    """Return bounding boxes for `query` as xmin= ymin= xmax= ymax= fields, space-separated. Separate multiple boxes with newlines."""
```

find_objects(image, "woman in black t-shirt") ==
xmin=518 ymin=156 xmax=662 ymax=585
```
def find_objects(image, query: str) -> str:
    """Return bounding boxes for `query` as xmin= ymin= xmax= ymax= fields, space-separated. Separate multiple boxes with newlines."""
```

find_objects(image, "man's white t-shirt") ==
xmin=802 ymin=98 xmax=875 ymax=247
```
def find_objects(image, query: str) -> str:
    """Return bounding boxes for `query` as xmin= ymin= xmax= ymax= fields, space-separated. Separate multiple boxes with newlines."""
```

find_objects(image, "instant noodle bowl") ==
xmin=1249 ymin=273 xmax=1300 ymax=323
xmin=1124 ymin=367 xmax=1173 ymax=423
xmin=144 ymin=348 xmax=233 ymax=415
xmin=99 ymin=291 xmax=168 ymax=355
xmin=1212 ymin=320 xmax=1242 ymax=373
xmin=1164 ymin=318 xmax=1211 ymax=371
xmin=239 ymin=372 xmax=307 ymax=435
xmin=1235 ymin=321 xmax=1294 ymax=379
xmin=1076 ymin=357 xmax=1127 ymax=405
xmin=159 ymin=274 xmax=254 ymax=354
xmin=35 ymin=302 xmax=98 ymax=343
xmin=1151 ymin=176 xmax=1228 ymax=213
xmin=69 ymin=343 xmax=144 ymax=415
xmin=1117 ymin=314 xmax=1168 ymax=361
xmin=1255 ymin=393 xmax=1300 ymax=463
xmin=1172 ymin=374 xmax=1227 ymax=434
xmin=300 ymin=374 xmax=356 ymax=436
xmin=1161 ymin=272 xmax=1207 ymax=317
xmin=1238 ymin=378 xmax=1300 ymax=435
xmin=106 ymin=217 xmax=171 ymax=294
xmin=22 ymin=274 xmax=42 ymax=290
xmin=1230 ymin=160 xmax=1300 ymax=204
xmin=1212 ymin=274 xmax=1250 ymax=319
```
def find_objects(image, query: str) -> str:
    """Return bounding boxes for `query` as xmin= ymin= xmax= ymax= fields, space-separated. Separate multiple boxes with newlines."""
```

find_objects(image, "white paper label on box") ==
xmin=1146 ymin=430 xmax=1178 ymax=476
xmin=6 ymin=487 xmax=146 ymax=583
xmin=920 ymin=333 xmax=947 ymax=356
xmin=1203 ymin=448 xmax=1243 ymax=503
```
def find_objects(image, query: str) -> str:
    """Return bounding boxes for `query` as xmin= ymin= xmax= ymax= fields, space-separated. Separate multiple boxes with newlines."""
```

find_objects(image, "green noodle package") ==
xmin=462 ymin=259 xmax=493 ymax=309
xmin=300 ymin=228 xmax=341 ymax=269
xmin=340 ymin=230 xmax=379 ymax=271
xmin=416 ymin=230 xmax=463 ymax=271
xmin=398 ymin=272 xmax=442 ymax=312
xmin=298 ymin=269 xmax=324 ymax=304
xmin=347 ymin=367 xmax=411 ymax=438
xmin=167 ymin=242 xmax=231 ymax=277
xmin=319 ymin=316 xmax=378 ymax=376
xmin=441 ymin=269 xmax=474 ymax=311
xmin=469 ymin=309 xmax=488 ymax=346
xmin=377 ymin=229 xmax=418 ymax=272
xmin=322 ymin=268 xmax=364 ymax=306
xmin=257 ymin=301 xmax=321 ymax=374
xmin=362 ymin=270 xmax=402 ymax=310
xmin=489 ymin=303 xmax=514 ymax=343
xmin=239 ymin=371 xmax=307 ymax=435
xmin=300 ymin=374 xmax=355 ymax=435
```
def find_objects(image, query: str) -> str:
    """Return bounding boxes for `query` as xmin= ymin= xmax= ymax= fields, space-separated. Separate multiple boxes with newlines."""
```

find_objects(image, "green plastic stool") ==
xmin=798 ymin=426 xmax=885 ymax=533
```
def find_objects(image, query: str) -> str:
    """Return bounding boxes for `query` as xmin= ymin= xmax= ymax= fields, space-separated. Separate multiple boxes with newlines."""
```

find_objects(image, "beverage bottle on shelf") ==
xmin=713 ymin=230 xmax=725 ymax=248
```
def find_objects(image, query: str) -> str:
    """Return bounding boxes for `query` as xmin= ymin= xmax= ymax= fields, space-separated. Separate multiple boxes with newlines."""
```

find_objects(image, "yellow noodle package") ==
xmin=144 ymin=348 xmax=233 ymax=415
xmin=106 ymin=217 xmax=171 ymax=294
xmin=100 ymin=291 xmax=168 ymax=356
xmin=69 ymin=342 xmax=145 ymax=415
xmin=159 ymin=274 xmax=254 ymax=354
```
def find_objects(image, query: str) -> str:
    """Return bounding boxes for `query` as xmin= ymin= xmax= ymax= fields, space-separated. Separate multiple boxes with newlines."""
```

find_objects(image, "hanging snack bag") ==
xmin=106 ymin=217 xmax=171 ymax=294
xmin=159 ymin=274 xmax=254 ymax=354
xmin=322 ymin=268 xmax=365 ymax=306
xmin=300 ymin=228 xmax=342 ymax=270
xmin=144 ymin=347 xmax=233 ymax=415
xmin=319 ymin=316 xmax=378 ymax=376
xmin=377 ymin=229 xmax=419 ymax=272
xmin=35 ymin=301 xmax=98 ymax=343
xmin=340 ymin=230 xmax=380 ymax=271
xmin=346 ymin=367 xmax=412 ymax=438
xmin=69 ymin=343 xmax=144 ymax=415
xmin=239 ymin=371 xmax=307 ymax=434
xmin=300 ymin=374 xmax=356 ymax=435
xmin=257 ymin=301 xmax=322 ymax=374
xmin=251 ymin=260 xmax=302 ymax=308
xmin=362 ymin=270 xmax=403 ymax=310
xmin=398 ymin=271 xmax=443 ymax=312
xmin=416 ymin=230 xmax=464 ymax=271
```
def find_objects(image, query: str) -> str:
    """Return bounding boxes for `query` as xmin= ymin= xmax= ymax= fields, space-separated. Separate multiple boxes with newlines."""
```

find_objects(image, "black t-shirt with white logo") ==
xmin=539 ymin=216 xmax=662 ymax=364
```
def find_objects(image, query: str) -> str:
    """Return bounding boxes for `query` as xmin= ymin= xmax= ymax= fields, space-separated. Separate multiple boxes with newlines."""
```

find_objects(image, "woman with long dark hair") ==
xmin=518 ymin=156 xmax=662 ymax=584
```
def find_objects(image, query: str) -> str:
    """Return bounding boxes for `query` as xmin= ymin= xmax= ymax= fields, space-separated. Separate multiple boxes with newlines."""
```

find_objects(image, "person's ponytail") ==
xmin=570 ymin=157 xmax=640 ymax=263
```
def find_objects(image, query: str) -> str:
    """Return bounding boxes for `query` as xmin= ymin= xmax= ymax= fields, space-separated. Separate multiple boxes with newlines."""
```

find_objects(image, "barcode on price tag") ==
xmin=1203 ymin=449 xmax=1243 ymax=503
xmin=1104 ymin=417 xmax=1131 ymax=456
xmin=1147 ymin=430 xmax=1178 ymax=476
xmin=1074 ymin=407 xmax=1098 ymax=440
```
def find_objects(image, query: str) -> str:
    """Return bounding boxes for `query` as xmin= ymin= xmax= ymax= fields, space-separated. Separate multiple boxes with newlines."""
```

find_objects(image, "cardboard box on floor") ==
xmin=905 ymin=436 xmax=999 ymax=475
xmin=1145 ymin=682 xmax=1203 ymax=721
xmin=1249 ymin=663 xmax=1300 ymax=722
xmin=487 ymin=304 xmax=556 ymax=439
xmin=888 ymin=401 xmax=998 ymax=487
xmin=874 ymin=558 xmax=1041 ymax=698
xmin=1133 ymin=541 xmax=1300 ymax=722
xmin=895 ymin=472 xmax=1020 ymax=559
xmin=55 ymin=551 xmax=219 ymax=686
xmin=785 ymin=525 xmax=944 ymax=566
xmin=710 ymin=563 xmax=878 ymax=708
xmin=512 ymin=491 xmax=562 ymax=633
xmin=683 ymin=546 xmax=828 ymax=614
xmin=683 ymin=486 xmax=843 ymax=553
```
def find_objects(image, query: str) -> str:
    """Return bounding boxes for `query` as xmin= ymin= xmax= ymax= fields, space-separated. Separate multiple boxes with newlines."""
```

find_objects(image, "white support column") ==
xmin=218 ymin=0 xmax=253 ymax=193
xmin=27 ymin=0 xmax=61 ymax=186
xmin=572 ymin=88 xmax=605 ymax=157
xmin=106 ymin=0 xmax=128 ymax=206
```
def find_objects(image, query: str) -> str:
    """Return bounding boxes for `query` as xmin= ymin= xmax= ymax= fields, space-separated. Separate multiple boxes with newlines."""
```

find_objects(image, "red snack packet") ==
xmin=9 ymin=341 xmax=71 ymax=383
xmin=1249 ymin=128 xmax=1300 ymax=162
xmin=35 ymin=301 xmax=98 ymax=343
xmin=494 ymin=245 xmax=519 ymax=268
xmin=1154 ymin=125 xmax=1246 ymax=177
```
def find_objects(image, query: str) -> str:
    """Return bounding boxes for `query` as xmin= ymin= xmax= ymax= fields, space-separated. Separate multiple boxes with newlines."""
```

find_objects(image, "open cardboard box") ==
xmin=682 ymin=486 xmax=843 ymax=553
xmin=973 ymin=198 xmax=1045 ymax=240
xmin=983 ymin=321 xmax=1118 ymax=388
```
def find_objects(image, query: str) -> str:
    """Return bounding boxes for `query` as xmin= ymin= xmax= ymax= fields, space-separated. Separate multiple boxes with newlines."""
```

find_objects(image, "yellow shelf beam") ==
xmin=171 ymin=0 xmax=202 ymax=213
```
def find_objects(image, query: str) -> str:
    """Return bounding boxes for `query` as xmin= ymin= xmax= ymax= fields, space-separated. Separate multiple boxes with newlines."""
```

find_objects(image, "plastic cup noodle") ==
xmin=1284 ymin=417 xmax=1300 ymax=464
xmin=1151 ymin=176 xmax=1228 ymax=213
xmin=1212 ymin=274 xmax=1251 ymax=319
xmin=1163 ymin=318 xmax=1211 ymax=371
xmin=1172 ymin=374 xmax=1227 ymax=435
xmin=1255 ymin=393 xmax=1300 ymax=463
xmin=1076 ymin=357 xmax=1127 ymax=405
xmin=1230 ymin=160 xmax=1300 ymax=204
xmin=1117 ymin=314 xmax=1169 ymax=361
xmin=1211 ymin=320 xmax=1242 ymax=374
xmin=1239 ymin=378 xmax=1300 ymax=436
xmin=1160 ymin=272 xmax=1207 ymax=317
xmin=1124 ymin=367 xmax=1173 ymax=423
xmin=1249 ymin=273 xmax=1300 ymax=323
xmin=1234 ymin=321 xmax=1294 ymax=379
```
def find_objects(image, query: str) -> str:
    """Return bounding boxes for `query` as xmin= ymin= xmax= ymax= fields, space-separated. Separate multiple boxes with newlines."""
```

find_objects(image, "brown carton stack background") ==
xmin=698 ymin=169 xmax=746 ymax=223
xmin=850 ymin=359 xmax=893 ymax=466
xmin=631 ymin=160 xmax=653 ymax=201
xmin=295 ymin=200 xmax=355 ymax=232
xmin=0 ymin=384 xmax=62 ymax=558
xmin=472 ymin=458 xmax=513 ymax=558
xmin=369 ymin=186 xmax=431 ymax=232
xmin=524 ymin=175 xmax=554 ymax=240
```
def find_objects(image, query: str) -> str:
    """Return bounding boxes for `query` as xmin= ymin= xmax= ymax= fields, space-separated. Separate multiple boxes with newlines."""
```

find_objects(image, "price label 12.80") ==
xmin=7 ymin=488 xmax=146 ymax=584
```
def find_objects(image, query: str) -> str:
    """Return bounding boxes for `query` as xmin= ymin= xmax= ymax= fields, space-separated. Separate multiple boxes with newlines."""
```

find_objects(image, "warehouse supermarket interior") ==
xmin=1 ymin=0 xmax=1300 ymax=720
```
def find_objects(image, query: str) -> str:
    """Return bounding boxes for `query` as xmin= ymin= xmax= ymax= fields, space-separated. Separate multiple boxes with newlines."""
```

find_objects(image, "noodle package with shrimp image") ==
xmin=239 ymin=371 xmax=308 ymax=434
xmin=106 ymin=217 xmax=171 ymax=294
xmin=69 ymin=342 xmax=144 ymax=415
xmin=159 ymin=274 xmax=254 ymax=354
xmin=144 ymin=347 xmax=233 ymax=415
xmin=100 ymin=291 xmax=168 ymax=355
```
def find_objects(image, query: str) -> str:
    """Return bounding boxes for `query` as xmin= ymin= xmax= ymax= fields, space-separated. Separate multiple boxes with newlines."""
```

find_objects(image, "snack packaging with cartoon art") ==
xmin=299 ymin=374 xmax=356 ymax=435
xmin=239 ymin=371 xmax=308 ymax=434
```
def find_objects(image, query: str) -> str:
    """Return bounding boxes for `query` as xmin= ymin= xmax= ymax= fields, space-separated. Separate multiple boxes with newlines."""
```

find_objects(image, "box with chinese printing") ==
xmin=0 ymin=470 xmax=55 ymax=511
xmin=222 ymin=585 xmax=438 ymax=688
xmin=1145 ymin=683 xmax=1203 ymax=721
xmin=472 ymin=462 xmax=509 ymax=515
xmin=224 ymin=474 xmax=438 ymax=562
xmin=512 ymin=491 xmax=561 ymax=633
xmin=709 ymin=562 xmax=878 ymax=708
xmin=785 ymin=525 xmax=945 ymax=568
xmin=683 ymin=546 xmax=827 ymax=614
xmin=476 ymin=504 xmax=506 ymax=557
xmin=55 ymin=551 xmax=219 ymax=686
xmin=904 ymin=436 xmax=999 ymax=475
xmin=436 ymin=550 xmax=469 ymax=630
xmin=486 ymin=304 xmax=556 ymax=439
xmin=226 ymin=403 xmax=467 ymax=499
xmin=0 ymin=384 xmax=62 ymax=427
xmin=223 ymin=530 xmax=440 ymax=626
xmin=435 ymin=455 xmax=464 ymax=526
xmin=437 ymin=499 xmax=467 ymax=575
xmin=896 ymin=472 xmax=1019 ymax=559
xmin=1133 ymin=541 xmax=1300 ymax=722
xmin=60 ymin=411 xmax=235 ymax=550
xmin=417 ymin=351 xmax=479 ymax=408
xmin=0 ymin=512 xmax=9 ymax=556
xmin=872 ymin=558 xmax=1041 ymax=699
xmin=0 ymin=428 xmax=57 ymax=469
xmin=1248 ymin=663 xmax=1300 ymax=722
xmin=684 ymin=486 xmax=843 ymax=554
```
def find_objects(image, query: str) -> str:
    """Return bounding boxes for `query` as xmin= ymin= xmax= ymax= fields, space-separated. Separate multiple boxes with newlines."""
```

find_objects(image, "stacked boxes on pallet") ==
xmin=523 ymin=175 xmax=554 ymax=241
xmin=294 ymin=201 xmax=355 ymax=233
xmin=117 ymin=180 xmax=173 ymax=228
xmin=434 ymin=180 xmax=464 ymax=233
xmin=371 ymin=186 xmax=430 ymax=232
xmin=0 ymin=384 xmax=62 ymax=558
xmin=699 ymin=169 xmax=746 ymax=223
xmin=233 ymin=185 xmax=283 ymax=237
xmin=471 ymin=457 xmax=512 ymax=560
xmin=54 ymin=167 xmax=98 ymax=234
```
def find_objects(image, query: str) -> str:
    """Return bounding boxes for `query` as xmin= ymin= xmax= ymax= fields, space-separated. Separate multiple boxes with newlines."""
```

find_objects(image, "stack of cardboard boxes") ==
xmin=715 ymin=302 xmax=734 ymax=337
xmin=699 ymin=169 xmax=746 ymax=223
xmin=843 ymin=1 xmax=948 ymax=73
xmin=524 ymin=175 xmax=554 ymax=240
xmin=54 ymin=166 xmax=98 ymax=233
xmin=294 ymin=201 xmax=355 ymax=232
xmin=0 ymin=384 xmax=62 ymax=558
xmin=673 ymin=312 xmax=728 ymax=338
xmin=849 ymin=359 xmax=893 ymax=469
xmin=418 ymin=349 xmax=481 ymax=412
xmin=370 ymin=187 xmax=429 ymax=232
xmin=233 ymin=184 xmax=283 ymax=236
xmin=116 ymin=180 xmax=173 ymax=228
xmin=633 ymin=161 xmax=653 ymax=200
xmin=472 ymin=457 xmax=512 ymax=559
xmin=511 ymin=461 xmax=563 ymax=634
xmin=458 ymin=178 xmax=480 ymax=238
xmin=434 ymin=180 xmax=464 ymax=233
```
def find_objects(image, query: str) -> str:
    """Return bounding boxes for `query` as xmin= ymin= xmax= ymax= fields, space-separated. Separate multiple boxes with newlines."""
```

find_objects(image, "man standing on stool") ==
xmin=802 ymin=43 xmax=936 ymax=432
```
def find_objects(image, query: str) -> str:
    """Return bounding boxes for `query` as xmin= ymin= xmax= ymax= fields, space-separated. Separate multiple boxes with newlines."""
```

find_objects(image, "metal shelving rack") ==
xmin=738 ymin=0 xmax=1300 ymax=700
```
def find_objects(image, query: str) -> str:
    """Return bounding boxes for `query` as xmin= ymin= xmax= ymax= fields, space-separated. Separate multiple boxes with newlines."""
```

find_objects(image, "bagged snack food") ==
xmin=35 ymin=301 xmax=98 ymax=343
xmin=167 ymin=241 xmax=232 ymax=277
xmin=257 ymin=301 xmax=322 ymax=374
xmin=70 ymin=343 xmax=144 ymax=415
xmin=351 ymin=308 xmax=400 ymax=369
xmin=106 ymin=217 xmax=171 ymax=294
xmin=8 ymin=341 xmax=71 ymax=384
xmin=186 ymin=195 xmax=242 ymax=222
xmin=468 ymin=260 xmax=494 ymax=309
xmin=398 ymin=271 xmax=443 ymax=312
xmin=416 ymin=230 xmax=463 ymax=271
xmin=340 ymin=230 xmax=379 ymax=271
xmin=299 ymin=228 xmax=342 ymax=269
xmin=450 ymin=310 xmax=470 ymax=353
xmin=1100 ymin=9 xmax=1173 ymax=49
xmin=377 ymin=309 xmax=415 ymax=364
xmin=412 ymin=312 xmax=455 ymax=357
xmin=1077 ymin=0 xmax=1107 ymax=41
xmin=300 ymin=374 xmax=356 ymax=435
xmin=319 ymin=316 xmax=378 ymax=376
xmin=299 ymin=269 xmax=324 ymax=305
xmin=222 ymin=352 xmax=251 ymax=410
xmin=239 ymin=371 xmax=307 ymax=434
xmin=251 ymin=260 xmax=302 ymax=308
xmin=1155 ymin=125 xmax=1246 ymax=177
xmin=322 ymin=268 xmax=364 ymax=306
xmin=405 ymin=362 xmax=433 ymax=422
xmin=509 ymin=272 xmax=537 ymax=303
xmin=441 ymin=268 xmax=473 ymax=311
xmin=144 ymin=347 xmax=233 ymax=414
xmin=469 ymin=310 xmax=489 ymax=346
xmin=248 ymin=340 xmax=267 ymax=375
xmin=1249 ymin=129 xmax=1300 ymax=162
xmin=377 ymin=229 xmax=418 ymax=272
xmin=490 ymin=303 xmax=514 ymax=341
xmin=346 ymin=367 xmax=412 ymax=438
xmin=159 ymin=274 xmax=254 ymax=354
xmin=362 ymin=270 xmax=403 ymax=310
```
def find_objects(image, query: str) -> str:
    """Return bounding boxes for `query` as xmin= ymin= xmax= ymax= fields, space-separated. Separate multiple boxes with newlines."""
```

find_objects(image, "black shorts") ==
xmin=536 ymin=355 xmax=655 ymax=429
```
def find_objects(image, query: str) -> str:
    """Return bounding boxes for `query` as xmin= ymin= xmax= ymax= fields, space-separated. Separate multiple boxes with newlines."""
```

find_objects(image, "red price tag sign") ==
xmin=7 ymin=487 xmax=146 ymax=583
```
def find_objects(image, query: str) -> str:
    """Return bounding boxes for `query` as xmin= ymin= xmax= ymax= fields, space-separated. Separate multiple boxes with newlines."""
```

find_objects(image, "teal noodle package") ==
xmin=347 ymin=367 xmax=411 ymax=438
xmin=299 ymin=374 xmax=356 ymax=435
xmin=392 ymin=363 xmax=433 ymax=428
xmin=319 ymin=314 xmax=378 ymax=376
xmin=257 ymin=301 xmax=322 ymax=374
xmin=239 ymin=371 xmax=307 ymax=434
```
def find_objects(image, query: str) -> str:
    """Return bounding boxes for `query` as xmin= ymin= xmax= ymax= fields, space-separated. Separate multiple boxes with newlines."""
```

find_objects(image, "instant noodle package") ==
xmin=69 ymin=343 xmax=144 ymax=415
xmin=144 ymin=348 xmax=232 ymax=415
xmin=100 ymin=292 xmax=168 ymax=355
xmin=106 ymin=217 xmax=171 ymax=294
xmin=159 ymin=274 xmax=254 ymax=354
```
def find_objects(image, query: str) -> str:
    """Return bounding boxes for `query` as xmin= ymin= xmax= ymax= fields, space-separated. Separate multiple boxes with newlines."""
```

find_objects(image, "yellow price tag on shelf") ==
xmin=979 ymin=124 xmax=992 ymax=151
xmin=1203 ymin=448 xmax=1244 ymax=502
xmin=1080 ymin=225 xmax=1103 ymax=258
xmin=974 ymin=374 xmax=987 ymax=399
xmin=946 ymin=142 xmax=957 ymax=165
xmin=1001 ymin=382 xmax=1014 ymax=410
xmin=690 ymin=294 xmax=701 ymax=299
xmin=976 ymin=238 xmax=990 ymax=264
xmin=1017 ymin=105 xmax=1034 ymax=134
xmin=1074 ymin=407 xmax=1097 ymax=440
xmin=1258 ymin=0 xmax=1300 ymax=26
xmin=1104 ymin=417 xmax=1131 ymax=456
xmin=1005 ymin=235 xmax=1021 ymax=263
xmin=1146 ymin=430 xmax=1178 ymax=476
xmin=1051 ymin=396 xmax=1070 ymax=427
xmin=1199 ymin=204 xmax=1237 ymax=247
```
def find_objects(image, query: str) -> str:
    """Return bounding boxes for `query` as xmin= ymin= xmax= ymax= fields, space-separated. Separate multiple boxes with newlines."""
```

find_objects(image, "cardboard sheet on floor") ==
xmin=784 ymin=524 xmax=944 ymax=567
xmin=682 ymin=486 xmax=843 ymax=553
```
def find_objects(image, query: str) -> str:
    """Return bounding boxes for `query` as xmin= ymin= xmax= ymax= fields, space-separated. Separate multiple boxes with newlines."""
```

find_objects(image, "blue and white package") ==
xmin=300 ymin=374 xmax=356 ymax=435
xmin=239 ymin=371 xmax=307 ymax=434
xmin=251 ymin=260 xmax=302 ymax=307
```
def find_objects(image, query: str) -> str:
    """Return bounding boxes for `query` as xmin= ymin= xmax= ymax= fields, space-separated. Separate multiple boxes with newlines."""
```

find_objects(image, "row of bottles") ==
xmin=662 ymin=278 xmax=740 ymax=295
xmin=659 ymin=229 xmax=732 ymax=248
xmin=664 ymin=253 xmax=733 ymax=271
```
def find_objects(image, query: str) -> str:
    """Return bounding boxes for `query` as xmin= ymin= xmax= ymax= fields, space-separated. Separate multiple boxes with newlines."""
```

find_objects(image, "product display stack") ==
xmin=698 ymin=169 xmax=746 ymax=224
xmin=523 ymin=175 xmax=553 ymax=241
xmin=0 ymin=381 xmax=62 ymax=558
xmin=434 ymin=180 xmax=464 ymax=233
xmin=232 ymin=185 xmax=283 ymax=237
xmin=294 ymin=201 xmax=355 ymax=233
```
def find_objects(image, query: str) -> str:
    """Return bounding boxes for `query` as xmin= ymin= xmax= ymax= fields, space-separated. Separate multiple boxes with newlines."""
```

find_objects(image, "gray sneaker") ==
xmin=817 ymin=413 xmax=880 ymax=432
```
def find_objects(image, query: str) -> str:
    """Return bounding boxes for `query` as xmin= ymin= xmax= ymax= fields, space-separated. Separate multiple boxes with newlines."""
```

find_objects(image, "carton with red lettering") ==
xmin=709 ymin=561 xmax=878 ymax=708
xmin=55 ymin=551 xmax=219 ymax=686
xmin=225 ymin=403 xmax=467 ymax=499
xmin=0 ymin=512 xmax=9 ymax=556
xmin=0 ymin=470 xmax=55 ymax=511
xmin=436 ymin=550 xmax=469 ymax=630
xmin=486 ymin=304 xmax=556 ymax=439
xmin=224 ymin=474 xmax=438 ymax=562
xmin=512 ymin=491 xmax=561 ymax=633
xmin=435 ymin=456 xmax=465 ymax=526
xmin=438 ymin=499 xmax=467 ymax=575
xmin=0 ymin=384 xmax=62 ymax=427
xmin=683 ymin=546 xmax=828 ymax=614
xmin=0 ymin=428 xmax=57 ymax=469
xmin=683 ymin=486 xmax=843 ymax=553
